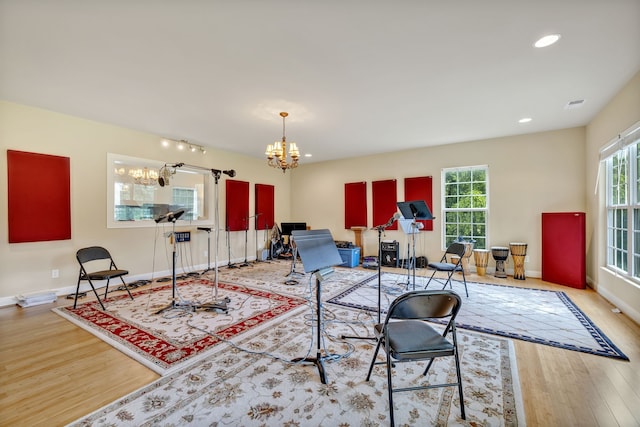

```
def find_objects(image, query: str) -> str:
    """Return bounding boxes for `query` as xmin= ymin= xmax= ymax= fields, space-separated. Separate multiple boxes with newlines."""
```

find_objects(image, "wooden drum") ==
xmin=509 ymin=242 xmax=528 ymax=280
xmin=473 ymin=249 xmax=489 ymax=276
xmin=460 ymin=241 xmax=474 ymax=274
xmin=491 ymin=246 xmax=509 ymax=278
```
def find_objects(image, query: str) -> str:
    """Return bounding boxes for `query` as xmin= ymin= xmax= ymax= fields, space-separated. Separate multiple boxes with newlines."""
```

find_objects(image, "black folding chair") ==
xmin=74 ymin=246 xmax=134 ymax=309
xmin=424 ymin=242 xmax=468 ymax=297
xmin=365 ymin=290 xmax=465 ymax=426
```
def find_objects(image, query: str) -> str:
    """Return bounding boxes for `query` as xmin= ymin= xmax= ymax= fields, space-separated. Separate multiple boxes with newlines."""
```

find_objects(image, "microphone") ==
xmin=384 ymin=212 xmax=402 ymax=227
xmin=211 ymin=169 xmax=236 ymax=178
xmin=409 ymin=203 xmax=418 ymax=216
xmin=154 ymin=209 xmax=185 ymax=223
xmin=158 ymin=166 xmax=173 ymax=187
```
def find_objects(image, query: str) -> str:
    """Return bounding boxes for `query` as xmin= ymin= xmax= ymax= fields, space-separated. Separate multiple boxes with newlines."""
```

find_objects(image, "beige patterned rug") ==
xmin=68 ymin=303 xmax=524 ymax=426
xmin=61 ymin=261 xmax=525 ymax=426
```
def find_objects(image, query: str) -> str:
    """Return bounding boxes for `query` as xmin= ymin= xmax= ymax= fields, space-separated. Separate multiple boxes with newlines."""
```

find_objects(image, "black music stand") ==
xmin=397 ymin=200 xmax=434 ymax=289
xmin=154 ymin=209 xmax=193 ymax=314
xmin=290 ymin=229 xmax=343 ymax=384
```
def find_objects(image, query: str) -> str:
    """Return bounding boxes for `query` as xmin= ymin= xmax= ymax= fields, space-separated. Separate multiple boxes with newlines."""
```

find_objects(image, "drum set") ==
xmin=473 ymin=242 xmax=528 ymax=280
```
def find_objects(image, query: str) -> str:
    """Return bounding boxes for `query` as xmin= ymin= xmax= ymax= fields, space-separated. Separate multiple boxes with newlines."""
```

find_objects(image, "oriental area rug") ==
xmin=68 ymin=304 xmax=524 ymax=426
xmin=327 ymin=272 xmax=629 ymax=361
xmin=53 ymin=264 xmax=374 ymax=375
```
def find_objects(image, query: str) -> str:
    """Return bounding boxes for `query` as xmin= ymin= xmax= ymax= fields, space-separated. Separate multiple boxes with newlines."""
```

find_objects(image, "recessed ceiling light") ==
xmin=304 ymin=153 xmax=312 ymax=158
xmin=534 ymin=34 xmax=561 ymax=48
xmin=519 ymin=117 xmax=532 ymax=123
xmin=564 ymin=99 xmax=586 ymax=110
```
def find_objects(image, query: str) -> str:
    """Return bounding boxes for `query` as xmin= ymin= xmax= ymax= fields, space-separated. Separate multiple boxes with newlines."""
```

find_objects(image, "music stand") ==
xmin=397 ymin=200 xmax=433 ymax=290
xmin=290 ymin=229 xmax=343 ymax=384
xmin=154 ymin=209 xmax=193 ymax=314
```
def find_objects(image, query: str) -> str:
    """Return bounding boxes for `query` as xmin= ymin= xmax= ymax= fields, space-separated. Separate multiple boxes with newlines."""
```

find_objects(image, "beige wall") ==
xmin=2 ymin=71 xmax=639 ymax=323
xmin=0 ymin=101 xmax=291 ymax=302
xmin=586 ymin=71 xmax=640 ymax=324
xmin=292 ymin=127 xmax=586 ymax=277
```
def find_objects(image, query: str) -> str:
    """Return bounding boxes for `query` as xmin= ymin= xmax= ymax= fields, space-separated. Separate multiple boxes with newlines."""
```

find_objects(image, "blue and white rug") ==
xmin=327 ymin=272 xmax=629 ymax=361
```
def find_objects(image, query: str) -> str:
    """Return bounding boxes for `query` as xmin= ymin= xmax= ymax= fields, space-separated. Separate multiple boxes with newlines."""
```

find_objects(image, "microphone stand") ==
xmin=253 ymin=213 xmax=264 ymax=263
xmin=157 ymin=163 xmax=235 ymax=312
xmin=240 ymin=216 xmax=250 ymax=267
xmin=341 ymin=215 xmax=397 ymax=340
xmin=196 ymin=169 xmax=230 ymax=312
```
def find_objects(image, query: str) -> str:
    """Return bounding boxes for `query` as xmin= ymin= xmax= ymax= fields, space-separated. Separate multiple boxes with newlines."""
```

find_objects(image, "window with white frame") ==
xmin=604 ymin=123 xmax=640 ymax=278
xmin=108 ymin=153 xmax=210 ymax=228
xmin=442 ymin=165 xmax=489 ymax=249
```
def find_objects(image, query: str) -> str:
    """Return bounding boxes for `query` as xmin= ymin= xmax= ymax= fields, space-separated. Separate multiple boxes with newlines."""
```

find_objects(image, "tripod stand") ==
xmin=226 ymin=228 xmax=239 ymax=269
xmin=253 ymin=214 xmax=266 ymax=263
xmin=398 ymin=218 xmax=421 ymax=290
xmin=240 ymin=225 xmax=250 ymax=267
xmin=197 ymin=227 xmax=214 ymax=275
xmin=285 ymin=236 xmax=304 ymax=285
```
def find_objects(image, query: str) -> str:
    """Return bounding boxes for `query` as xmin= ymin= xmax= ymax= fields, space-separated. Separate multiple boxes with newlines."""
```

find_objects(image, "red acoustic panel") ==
xmin=542 ymin=212 xmax=586 ymax=289
xmin=404 ymin=176 xmax=434 ymax=231
xmin=344 ymin=181 xmax=367 ymax=229
xmin=225 ymin=179 xmax=249 ymax=231
xmin=255 ymin=183 xmax=274 ymax=230
xmin=7 ymin=150 xmax=71 ymax=243
xmin=372 ymin=179 xmax=398 ymax=230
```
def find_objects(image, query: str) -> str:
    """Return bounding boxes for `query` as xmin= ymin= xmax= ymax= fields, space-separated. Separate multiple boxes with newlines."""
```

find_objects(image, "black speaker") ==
xmin=380 ymin=241 xmax=399 ymax=267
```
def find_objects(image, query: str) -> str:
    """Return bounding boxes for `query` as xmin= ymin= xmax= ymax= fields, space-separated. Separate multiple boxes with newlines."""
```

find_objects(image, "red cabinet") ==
xmin=541 ymin=212 xmax=586 ymax=289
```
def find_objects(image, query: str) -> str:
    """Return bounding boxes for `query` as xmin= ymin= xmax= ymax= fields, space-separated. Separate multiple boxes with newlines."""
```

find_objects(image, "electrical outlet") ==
xmin=51 ymin=269 xmax=59 ymax=278
xmin=525 ymin=256 xmax=530 ymax=263
xmin=204 ymin=250 xmax=208 ymax=257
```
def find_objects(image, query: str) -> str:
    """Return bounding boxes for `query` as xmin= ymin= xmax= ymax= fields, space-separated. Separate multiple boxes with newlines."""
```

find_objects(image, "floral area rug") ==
xmin=53 ymin=263 xmax=375 ymax=375
xmin=327 ymin=272 xmax=629 ymax=360
xmin=213 ymin=259 xmax=375 ymax=300
xmin=53 ymin=279 xmax=306 ymax=375
xmin=68 ymin=302 xmax=524 ymax=427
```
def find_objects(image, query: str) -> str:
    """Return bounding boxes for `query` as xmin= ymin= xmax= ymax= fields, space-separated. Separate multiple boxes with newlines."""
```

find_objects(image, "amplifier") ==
xmin=381 ymin=241 xmax=398 ymax=251
xmin=380 ymin=241 xmax=399 ymax=267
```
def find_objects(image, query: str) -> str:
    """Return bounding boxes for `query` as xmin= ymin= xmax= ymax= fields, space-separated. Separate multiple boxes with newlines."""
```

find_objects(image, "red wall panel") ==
xmin=225 ymin=180 xmax=249 ymax=231
xmin=255 ymin=183 xmax=274 ymax=230
xmin=344 ymin=181 xmax=367 ymax=229
xmin=372 ymin=179 xmax=398 ymax=230
xmin=404 ymin=176 xmax=434 ymax=231
xmin=542 ymin=212 xmax=586 ymax=288
xmin=7 ymin=150 xmax=71 ymax=243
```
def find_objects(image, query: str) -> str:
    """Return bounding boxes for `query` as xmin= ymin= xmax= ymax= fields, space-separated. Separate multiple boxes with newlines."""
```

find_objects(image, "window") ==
xmin=442 ymin=165 xmax=488 ymax=249
xmin=108 ymin=153 xmax=210 ymax=228
xmin=604 ymin=123 xmax=640 ymax=278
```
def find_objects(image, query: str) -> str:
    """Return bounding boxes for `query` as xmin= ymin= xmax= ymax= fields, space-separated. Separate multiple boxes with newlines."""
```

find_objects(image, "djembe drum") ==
xmin=509 ymin=242 xmax=528 ymax=280
xmin=491 ymin=246 xmax=509 ymax=278
xmin=473 ymin=249 xmax=489 ymax=276
xmin=460 ymin=241 xmax=474 ymax=274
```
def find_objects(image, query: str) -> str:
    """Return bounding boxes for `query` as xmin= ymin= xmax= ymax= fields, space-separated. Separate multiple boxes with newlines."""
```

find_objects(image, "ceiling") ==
xmin=1 ymin=1 xmax=639 ymax=164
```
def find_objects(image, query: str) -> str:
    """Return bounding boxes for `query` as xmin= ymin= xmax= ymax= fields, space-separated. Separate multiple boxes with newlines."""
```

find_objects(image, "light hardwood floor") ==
xmin=1 ymin=270 xmax=639 ymax=427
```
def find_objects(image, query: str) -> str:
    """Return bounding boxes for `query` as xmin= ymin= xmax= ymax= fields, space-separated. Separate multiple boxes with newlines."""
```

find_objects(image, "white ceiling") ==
xmin=1 ymin=1 xmax=639 ymax=164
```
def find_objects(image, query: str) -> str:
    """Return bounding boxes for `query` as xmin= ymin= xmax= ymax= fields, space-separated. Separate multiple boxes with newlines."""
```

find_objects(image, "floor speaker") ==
xmin=381 ymin=241 xmax=399 ymax=267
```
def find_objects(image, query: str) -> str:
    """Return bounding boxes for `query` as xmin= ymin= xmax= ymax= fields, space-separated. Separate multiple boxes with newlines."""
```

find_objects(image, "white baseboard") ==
xmin=598 ymin=285 xmax=640 ymax=325
xmin=0 ymin=258 xmax=256 ymax=308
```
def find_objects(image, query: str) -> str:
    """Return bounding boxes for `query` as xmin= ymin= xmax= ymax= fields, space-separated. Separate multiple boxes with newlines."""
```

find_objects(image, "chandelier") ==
xmin=128 ymin=167 xmax=158 ymax=185
xmin=265 ymin=112 xmax=300 ymax=173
